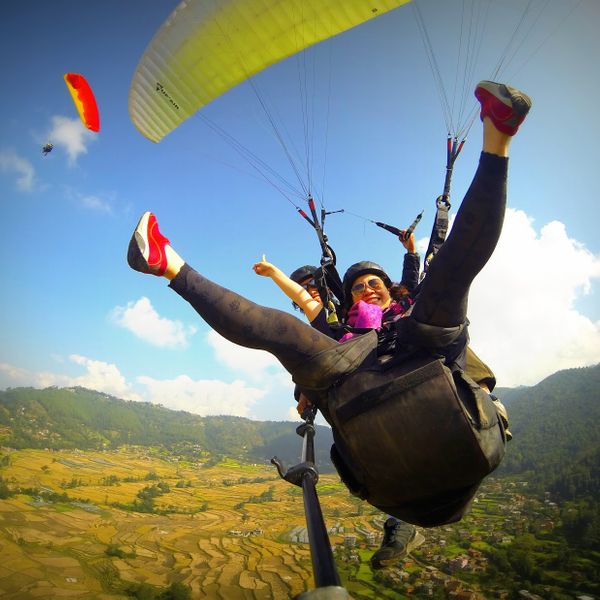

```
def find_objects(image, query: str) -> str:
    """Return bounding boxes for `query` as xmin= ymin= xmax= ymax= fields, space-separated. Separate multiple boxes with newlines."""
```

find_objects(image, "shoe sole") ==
xmin=127 ymin=211 xmax=152 ymax=274
xmin=476 ymin=81 xmax=532 ymax=118
xmin=371 ymin=530 xmax=424 ymax=569
xmin=134 ymin=211 xmax=151 ymax=261
xmin=411 ymin=531 xmax=426 ymax=552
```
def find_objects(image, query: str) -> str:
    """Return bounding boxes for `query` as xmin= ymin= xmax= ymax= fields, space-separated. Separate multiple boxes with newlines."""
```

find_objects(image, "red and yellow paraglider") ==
xmin=64 ymin=73 xmax=100 ymax=132
xmin=43 ymin=73 xmax=100 ymax=156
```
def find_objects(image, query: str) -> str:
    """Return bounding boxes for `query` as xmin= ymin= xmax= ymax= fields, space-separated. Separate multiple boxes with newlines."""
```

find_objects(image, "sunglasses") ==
xmin=351 ymin=278 xmax=385 ymax=294
xmin=300 ymin=279 xmax=317 ymax=291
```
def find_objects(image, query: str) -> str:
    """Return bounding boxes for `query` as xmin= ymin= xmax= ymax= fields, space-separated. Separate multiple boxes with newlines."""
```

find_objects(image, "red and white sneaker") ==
xmin=475 ymin=81 xmax=532 ymax=136
xmin=127 ymin=212 xmax=170 ymax=276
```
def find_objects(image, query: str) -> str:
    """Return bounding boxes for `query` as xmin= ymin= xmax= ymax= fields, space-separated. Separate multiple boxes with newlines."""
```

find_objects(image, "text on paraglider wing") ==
xmin=155 ymin=82 xmax=180 ymax=110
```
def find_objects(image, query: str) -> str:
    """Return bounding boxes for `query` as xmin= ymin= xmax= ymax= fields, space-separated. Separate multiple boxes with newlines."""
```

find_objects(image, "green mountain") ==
xmin=0 ymin=386 xmax=335 ymax=471
xmin=1 ymin=362 xmax=599 ymax=494
xmin=496 ymin=363 xmax=600 ymax=501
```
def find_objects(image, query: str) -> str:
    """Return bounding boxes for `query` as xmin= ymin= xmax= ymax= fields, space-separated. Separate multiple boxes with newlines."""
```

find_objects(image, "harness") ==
xmin=291 ymin=323 xmax=507 ymax=527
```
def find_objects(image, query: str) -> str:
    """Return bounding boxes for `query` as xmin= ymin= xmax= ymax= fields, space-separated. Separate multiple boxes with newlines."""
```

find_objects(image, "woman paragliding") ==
xmin=127 ymin=80 xmax=531 ymax=527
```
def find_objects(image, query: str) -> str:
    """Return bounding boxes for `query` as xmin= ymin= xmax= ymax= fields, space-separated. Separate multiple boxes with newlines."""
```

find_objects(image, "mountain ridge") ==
xmin=0 ymin=385 xmax=335 ymax=471
xmin=1 ymin=362 xmax=599 ymax=494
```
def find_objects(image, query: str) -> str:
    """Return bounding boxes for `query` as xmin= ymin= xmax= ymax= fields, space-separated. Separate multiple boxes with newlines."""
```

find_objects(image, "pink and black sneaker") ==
xmin=475 ymin=81 xmax=532 ymax=136
xmin=127 ymin=211 xmax=170 ymax=276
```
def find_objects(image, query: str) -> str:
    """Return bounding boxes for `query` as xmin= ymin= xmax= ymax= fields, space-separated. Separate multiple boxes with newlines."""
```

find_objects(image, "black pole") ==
xmin=298 ymin=416 xmax=340 ymax=588
xmin=271 ymin=406 xmax=350 ymax=599
xmin=302 ymin=472 xmax=341 ymax=586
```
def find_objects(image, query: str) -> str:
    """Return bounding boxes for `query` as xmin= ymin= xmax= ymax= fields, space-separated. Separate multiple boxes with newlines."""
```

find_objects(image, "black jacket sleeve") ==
xmin=401 ymin=252 xmax=420 ymax=293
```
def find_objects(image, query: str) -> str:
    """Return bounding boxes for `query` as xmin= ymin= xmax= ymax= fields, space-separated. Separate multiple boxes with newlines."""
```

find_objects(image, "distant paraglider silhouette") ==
xmin=41 ymin=143 xmax=53 ymax=156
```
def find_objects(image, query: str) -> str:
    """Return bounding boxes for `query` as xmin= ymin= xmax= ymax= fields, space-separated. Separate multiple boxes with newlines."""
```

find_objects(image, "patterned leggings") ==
xmin=170 ymin=152 xmax=508 ymax=375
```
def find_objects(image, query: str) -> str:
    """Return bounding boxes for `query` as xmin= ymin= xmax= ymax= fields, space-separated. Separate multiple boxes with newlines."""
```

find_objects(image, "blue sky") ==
xmin=1 ymin=0 xmax=598 ymax=422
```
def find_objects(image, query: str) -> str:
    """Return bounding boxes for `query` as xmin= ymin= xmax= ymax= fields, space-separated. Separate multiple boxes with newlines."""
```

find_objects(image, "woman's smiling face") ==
xmin=350 ymin=274 xmax=391 ymax=309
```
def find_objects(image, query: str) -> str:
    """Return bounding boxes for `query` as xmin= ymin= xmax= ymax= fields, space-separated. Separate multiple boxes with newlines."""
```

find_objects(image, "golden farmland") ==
xmin=0 ymin=448 xmax=388 ymax=599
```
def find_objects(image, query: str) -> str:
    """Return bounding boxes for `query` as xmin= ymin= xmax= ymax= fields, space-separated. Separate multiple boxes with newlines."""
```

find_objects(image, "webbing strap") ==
xmin=423 ymin=195 xmax=450 ymax=275
xmin=423 ymin=136 xmax=465 ymax=275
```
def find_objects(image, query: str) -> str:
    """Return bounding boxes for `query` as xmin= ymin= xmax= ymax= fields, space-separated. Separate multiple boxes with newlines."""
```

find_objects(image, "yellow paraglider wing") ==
xmin=129 ymin=0 xmax=411 ymax=143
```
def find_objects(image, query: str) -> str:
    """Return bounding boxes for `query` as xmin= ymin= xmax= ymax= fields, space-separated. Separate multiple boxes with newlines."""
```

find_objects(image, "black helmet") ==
xmin=290 ymin=265 xmax=318 ymax=284
xmin=342 ymin=261 xmax=392 ymax=304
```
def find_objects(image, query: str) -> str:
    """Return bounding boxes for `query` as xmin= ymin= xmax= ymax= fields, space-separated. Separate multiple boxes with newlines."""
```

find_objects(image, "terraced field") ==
xmin=0 ymin=448 xmax=385 ymax=599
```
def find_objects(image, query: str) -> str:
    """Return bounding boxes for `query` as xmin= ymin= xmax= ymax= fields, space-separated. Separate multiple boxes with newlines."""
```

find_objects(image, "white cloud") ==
xmin=0 ymin=355 xmax=265 ymax=418
xmin=466 ymin=208 xmax=600 ymax=386
xmin=63 ymin=186 xmax=114 ymax=214
xmin=80 ymin=194 xmax=112 ymax=213
xmin=0 ymin=356 xmax=141 ymax=401
xmin=0 ymin=355 xmax=303 ymax=421
xmin=286 ymin=403 xmax=330 ymax=427
xmin=137 ymin=374 xmax=264 ymax=417
xmin=206 ymin=330 xmax=280 ymax=378
xmin=0 ymin=149 xmax=35 ymax=191
xmin=287 ymin=405 xmax=301 ymax=421
xmin=110 ymin=297 xmax=197 ymax=349
xmin=48 ymin=115 xmax=96 ymax=165
xmin=415 ymin=234 xmax=430 ymax=255
xmin=0 ymin=362 xmax=32 ymax=385
xmin=67 ymin=355 xmax=142 ymax=400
